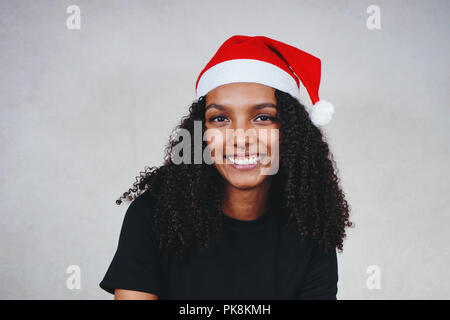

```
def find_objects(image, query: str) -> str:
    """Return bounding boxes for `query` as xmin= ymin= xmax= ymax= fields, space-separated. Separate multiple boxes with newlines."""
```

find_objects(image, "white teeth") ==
xmin=226 ymin=155 xmax=263 ymax=165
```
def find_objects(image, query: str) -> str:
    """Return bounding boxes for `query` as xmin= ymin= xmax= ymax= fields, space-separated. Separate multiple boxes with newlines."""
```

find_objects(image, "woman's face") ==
xmin=204 ymin=82 xmax=280 ymax=190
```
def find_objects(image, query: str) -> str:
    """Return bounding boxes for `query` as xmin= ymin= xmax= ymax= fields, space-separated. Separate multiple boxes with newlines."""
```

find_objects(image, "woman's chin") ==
xmin=214 ymin=164 xmax=271 ymax=189
xmin=225 ymin=176 xmax=268 ymax=190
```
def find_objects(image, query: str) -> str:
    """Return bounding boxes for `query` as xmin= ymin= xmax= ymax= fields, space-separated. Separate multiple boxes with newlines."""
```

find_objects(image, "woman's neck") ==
xmin=221 ymin=178 xmax=272 ymax=221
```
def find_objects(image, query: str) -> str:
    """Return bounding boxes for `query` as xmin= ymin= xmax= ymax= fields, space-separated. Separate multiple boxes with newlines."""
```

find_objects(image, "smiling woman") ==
xmin=99 ymin=35 xmax=353 ymax=300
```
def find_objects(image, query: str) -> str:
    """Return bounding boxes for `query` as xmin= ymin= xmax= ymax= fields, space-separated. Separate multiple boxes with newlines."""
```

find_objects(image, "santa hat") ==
xmin=195 ymin=35 xmax=334 ymax=126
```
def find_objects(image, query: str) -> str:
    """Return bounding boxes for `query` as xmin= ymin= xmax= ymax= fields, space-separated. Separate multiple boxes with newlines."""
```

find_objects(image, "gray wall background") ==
xmin=1 ymin=0 xmax=448 ymax=299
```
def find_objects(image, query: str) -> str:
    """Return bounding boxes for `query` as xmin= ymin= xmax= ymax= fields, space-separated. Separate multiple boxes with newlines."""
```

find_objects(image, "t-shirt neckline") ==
xmin=221 ymin=208 xmax=273 ymax=228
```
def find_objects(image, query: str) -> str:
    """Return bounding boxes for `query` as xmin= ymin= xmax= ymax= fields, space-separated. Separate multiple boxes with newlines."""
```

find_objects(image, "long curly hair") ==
xmin=116 ymin=89 xmax=353 ymax=263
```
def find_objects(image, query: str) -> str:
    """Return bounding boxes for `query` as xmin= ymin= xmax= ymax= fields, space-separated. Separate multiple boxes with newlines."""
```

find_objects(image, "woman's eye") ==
xmin=255 ymin=115 xmax=276 ymax=122
xmin=210 ymin=115 xmax=228 ymax=122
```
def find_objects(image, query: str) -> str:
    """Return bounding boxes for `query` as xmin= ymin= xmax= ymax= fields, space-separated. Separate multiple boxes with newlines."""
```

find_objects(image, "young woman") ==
xmin=99 ymin=35 xmax=353 ymax=300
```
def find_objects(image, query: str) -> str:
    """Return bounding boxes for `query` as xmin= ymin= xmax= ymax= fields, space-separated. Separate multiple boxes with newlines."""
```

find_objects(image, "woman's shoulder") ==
xmin=129 ymin=189 xmax=154 ymax=207
xmin=123 ymin=190 xmax=157 ymax=225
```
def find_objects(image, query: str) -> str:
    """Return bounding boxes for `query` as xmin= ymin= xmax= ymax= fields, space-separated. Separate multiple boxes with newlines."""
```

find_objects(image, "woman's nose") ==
xmin=227 ymin=121 xmax=258 ymax=151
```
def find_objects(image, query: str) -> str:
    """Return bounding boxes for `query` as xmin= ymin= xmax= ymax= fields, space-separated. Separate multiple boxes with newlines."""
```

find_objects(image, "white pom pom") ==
xmin=307 ymin=100 xmax=335 ymax=126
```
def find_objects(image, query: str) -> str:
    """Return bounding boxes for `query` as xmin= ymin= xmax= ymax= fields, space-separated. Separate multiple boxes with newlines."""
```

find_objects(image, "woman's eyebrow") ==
xmin=205 ymin=102 xmax=277 ymax=112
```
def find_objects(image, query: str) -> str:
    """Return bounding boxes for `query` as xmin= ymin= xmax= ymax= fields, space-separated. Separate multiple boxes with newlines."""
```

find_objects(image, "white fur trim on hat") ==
xmin=196 ymin=59 xmax=300 ymax=100
xmin=306 ymin=100 xmax=335 ymax=126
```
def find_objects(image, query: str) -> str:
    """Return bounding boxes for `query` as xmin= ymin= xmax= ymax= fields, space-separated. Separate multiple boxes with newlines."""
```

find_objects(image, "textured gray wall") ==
xmin=0 ymin=0 xmax=448 ymax=299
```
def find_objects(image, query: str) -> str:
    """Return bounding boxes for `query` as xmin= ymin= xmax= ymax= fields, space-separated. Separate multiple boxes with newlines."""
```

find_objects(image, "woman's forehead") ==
xmin=205 ymin=82 xmax=276 ymax=108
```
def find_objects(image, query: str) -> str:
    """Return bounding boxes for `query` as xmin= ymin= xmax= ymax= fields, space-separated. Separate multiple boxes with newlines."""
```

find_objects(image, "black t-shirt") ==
xmin=99 ymin=192 xmax=338 ymax=299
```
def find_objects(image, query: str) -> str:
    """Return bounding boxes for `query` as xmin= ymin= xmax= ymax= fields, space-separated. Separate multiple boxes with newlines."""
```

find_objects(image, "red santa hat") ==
xmin=195 ymin=35 xmax=334 ymax=126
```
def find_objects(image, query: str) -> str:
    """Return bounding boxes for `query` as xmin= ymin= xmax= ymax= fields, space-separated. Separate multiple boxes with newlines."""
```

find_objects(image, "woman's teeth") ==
xmin=225 ymin=155 xmax=263 ymax=165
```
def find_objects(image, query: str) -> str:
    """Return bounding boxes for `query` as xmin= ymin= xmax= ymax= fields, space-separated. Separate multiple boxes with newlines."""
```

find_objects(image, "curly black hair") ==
xmin=116 ymin=89 xmax=353 ymax=263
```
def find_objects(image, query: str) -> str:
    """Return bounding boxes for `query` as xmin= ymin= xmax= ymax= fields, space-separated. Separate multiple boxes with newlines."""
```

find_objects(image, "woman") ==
xmin=99 ymin=35 xmax=353 ymax=300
